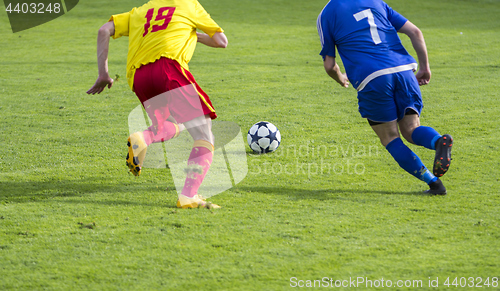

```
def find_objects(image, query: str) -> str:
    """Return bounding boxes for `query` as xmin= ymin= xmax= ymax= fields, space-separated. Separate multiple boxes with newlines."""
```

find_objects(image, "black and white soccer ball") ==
xmin=247 ymin=121 xmax=281 ymax=154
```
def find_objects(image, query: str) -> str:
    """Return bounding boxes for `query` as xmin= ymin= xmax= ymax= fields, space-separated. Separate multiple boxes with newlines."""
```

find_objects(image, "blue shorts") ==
xmin=357 ymin=70 xmax=423 ymax=123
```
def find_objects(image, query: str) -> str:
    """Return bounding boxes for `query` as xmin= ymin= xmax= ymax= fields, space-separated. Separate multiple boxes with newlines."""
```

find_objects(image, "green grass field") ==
xmin=1 ymin=0 xmax=499 ymax=290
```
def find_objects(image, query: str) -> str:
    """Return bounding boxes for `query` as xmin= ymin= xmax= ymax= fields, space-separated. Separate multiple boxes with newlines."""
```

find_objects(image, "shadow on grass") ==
xmin=237 ymin=186 xmax=433 ymax=199
xmin=0 ymin=177 xmax=436 ymax=207
xmin=0 ymin=177 xmax=178 ymax=207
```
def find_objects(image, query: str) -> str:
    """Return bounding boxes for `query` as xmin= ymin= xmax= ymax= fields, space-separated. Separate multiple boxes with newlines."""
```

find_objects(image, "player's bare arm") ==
xmin=196 ymin=32 xmax=228 ymax=48
xmin=323 ymin=55 xmax=349 ymax=88
xmin=87 ymin=21 xmax=115 ymax=95
xmin=398 ymin=21 xmax=431 ymax=86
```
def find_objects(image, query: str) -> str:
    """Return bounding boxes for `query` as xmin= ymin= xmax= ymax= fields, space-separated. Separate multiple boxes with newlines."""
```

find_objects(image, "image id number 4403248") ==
xmin=5 ymin=2 xmax=62 ymax=14
xmin=441 ymin=277 xmax=498 ymax=288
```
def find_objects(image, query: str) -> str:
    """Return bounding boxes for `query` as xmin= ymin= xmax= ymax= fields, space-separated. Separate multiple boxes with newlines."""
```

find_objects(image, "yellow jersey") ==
xmin=110 ymin=0 xmax=224 ymax=90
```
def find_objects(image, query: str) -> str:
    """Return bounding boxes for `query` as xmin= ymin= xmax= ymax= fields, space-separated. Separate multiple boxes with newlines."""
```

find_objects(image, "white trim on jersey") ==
xmin=357 ymin=63 xmax=418 ymax=92
xmin=317 ymin=1 xmax=330 ymax=47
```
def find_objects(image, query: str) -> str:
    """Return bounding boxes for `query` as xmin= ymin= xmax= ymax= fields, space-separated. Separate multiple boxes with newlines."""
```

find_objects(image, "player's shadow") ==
xmin=1 ymin=178 xmax=434 ymax=207
xmin=237 ymin=185 xmax=432 ymax=199
xmin=0 ymin=177 xmax=179 ymax=207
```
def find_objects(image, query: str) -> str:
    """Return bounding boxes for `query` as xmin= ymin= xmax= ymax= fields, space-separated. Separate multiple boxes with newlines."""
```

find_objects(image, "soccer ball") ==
xmin=247 ymin=121 xmax=281 ymax=153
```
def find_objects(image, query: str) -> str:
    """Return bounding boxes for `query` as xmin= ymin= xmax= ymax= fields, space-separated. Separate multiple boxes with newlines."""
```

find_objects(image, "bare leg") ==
xmin=182 ymin=115 xmax=213 ymax=144
xmin=398 ymin=114 xmax=420 ymax=144
xmin=167 ymin=115 xmax=186 ymax=133
xmin=370 ymin=120 xmax=400 ymax=147
xmin=176 ymin=114 xmax=220 ymax=208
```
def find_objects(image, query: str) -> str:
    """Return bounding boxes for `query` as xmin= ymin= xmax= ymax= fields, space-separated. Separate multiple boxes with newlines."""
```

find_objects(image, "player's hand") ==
xmin=87 ymin=75 xmax=114 ymax=94
xmin=416 ymin=69 xmax=431 ymax=86
xmin=339 ymin=73 xmax=349 ymax=88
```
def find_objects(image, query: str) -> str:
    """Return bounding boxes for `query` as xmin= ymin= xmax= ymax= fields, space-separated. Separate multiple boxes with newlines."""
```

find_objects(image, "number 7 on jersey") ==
xmin=353 ymin=9 xmax=382 ymax=45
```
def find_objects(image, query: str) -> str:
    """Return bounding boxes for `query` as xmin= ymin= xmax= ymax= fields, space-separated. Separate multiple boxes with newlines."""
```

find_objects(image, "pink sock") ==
xmin=181 ymin=140 xmax=214 ymax=198
xmin=142 ymin=121 xmax=179 ymax=145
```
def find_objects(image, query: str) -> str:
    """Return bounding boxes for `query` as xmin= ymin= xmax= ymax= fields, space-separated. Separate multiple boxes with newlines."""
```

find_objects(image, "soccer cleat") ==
xmin=433 ymin=134 xmax=453 ymax=177
xmin=176 ymin=194 xmax=221 ymax=209
xmin=126 ymin=132 xmax=148 ymax=176
xmin=424 ymin=179 xmax=447 ymax=195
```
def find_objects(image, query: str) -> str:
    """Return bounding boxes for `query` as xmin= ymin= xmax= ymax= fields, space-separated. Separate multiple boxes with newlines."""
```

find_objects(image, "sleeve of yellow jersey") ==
xmin=109 ymin=8 xmax=135 ymax=39
xmin=195 ymin=2 xmax=224 ymax=37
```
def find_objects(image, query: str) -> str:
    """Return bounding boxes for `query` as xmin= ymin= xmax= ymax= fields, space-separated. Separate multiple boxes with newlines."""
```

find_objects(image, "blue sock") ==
xmin=386 ymin=138 xmax=438 ymax=184
xmin=411 ymin=126 xmax=441 ymax=150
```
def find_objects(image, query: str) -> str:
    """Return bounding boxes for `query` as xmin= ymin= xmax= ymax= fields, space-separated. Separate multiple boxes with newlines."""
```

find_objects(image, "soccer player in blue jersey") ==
xmin=317 ymin=0 xmax=453 ymax=194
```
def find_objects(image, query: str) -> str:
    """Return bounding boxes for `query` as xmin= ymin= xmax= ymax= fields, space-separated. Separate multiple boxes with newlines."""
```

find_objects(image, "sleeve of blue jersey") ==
xmin=385 ymin=4 xmax=408 ymax=31
xmin=317 ymin=13 xmax=336 ymax=58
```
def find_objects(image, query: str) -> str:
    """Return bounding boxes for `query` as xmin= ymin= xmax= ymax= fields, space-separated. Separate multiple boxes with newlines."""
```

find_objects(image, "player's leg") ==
xmin=401 ymin=116 xmax=453 ymax=177
xmin=167 ymin=115 xmax=186 ymax=133
xmin=396 ymin=70 xmax=453 ymax=178
xmin=159 ymin=59 xmax=219 ymax=208
xmin=398 ymin=110 xmax=420 ymax=144
xmin=126 ymin=61 xmax=158 ymax=176
xmin=370 ymin=119 xmax=444 ymax=194
xmin=369 ymin=120 xmax=399 ymax=147
xmin=127 ymin=59 xmax=186 ymax=176
xmin=399 ymin=110 xmax=442 ymax=150
xmin=361 ymin=73 xmax=445 ymax=194
xmin=176 ymin=114 xmax=220 ymax=209
xmin=142 ymin=106 xmax=184 ymax=145
xmin=127 ymin=106 xmax=185 ymax=176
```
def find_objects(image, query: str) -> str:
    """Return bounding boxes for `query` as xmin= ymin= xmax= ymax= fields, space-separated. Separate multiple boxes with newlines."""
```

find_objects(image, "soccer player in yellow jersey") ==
xmin=87 ymin=0 xmax=228 ymax=209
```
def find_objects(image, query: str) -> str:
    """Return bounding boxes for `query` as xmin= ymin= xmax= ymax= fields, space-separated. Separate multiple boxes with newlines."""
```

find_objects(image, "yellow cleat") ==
xmin=176 ymin=195 xmax=221 ymax=209
xmin=126 ymin=132 xmax=148 ymax=176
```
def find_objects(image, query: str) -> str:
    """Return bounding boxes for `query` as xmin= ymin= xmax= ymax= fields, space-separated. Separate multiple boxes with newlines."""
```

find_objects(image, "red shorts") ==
xmin=133 ymin=57 xmax=217 ymax=124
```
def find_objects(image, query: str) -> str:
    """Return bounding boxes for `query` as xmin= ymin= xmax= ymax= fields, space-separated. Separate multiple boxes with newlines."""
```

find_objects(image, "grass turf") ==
xmin=1 ymin=0 xmax=499 ymax=289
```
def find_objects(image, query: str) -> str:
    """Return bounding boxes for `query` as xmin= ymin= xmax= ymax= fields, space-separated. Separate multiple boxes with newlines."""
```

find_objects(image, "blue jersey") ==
xmin=317 ymin=0 xmax=417 ymax=91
